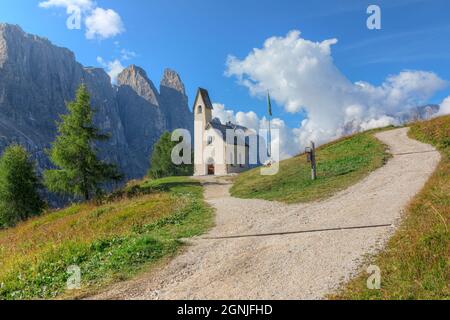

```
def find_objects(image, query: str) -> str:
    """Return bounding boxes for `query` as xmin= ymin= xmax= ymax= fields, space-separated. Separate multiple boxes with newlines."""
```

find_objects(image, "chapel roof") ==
xmin=194 ymin=87 xmax=214 ymax=110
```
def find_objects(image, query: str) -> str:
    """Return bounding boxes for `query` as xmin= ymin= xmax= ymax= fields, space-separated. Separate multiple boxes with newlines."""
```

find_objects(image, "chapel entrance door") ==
xmin=207 ymin=164 xmax=215 ymax=175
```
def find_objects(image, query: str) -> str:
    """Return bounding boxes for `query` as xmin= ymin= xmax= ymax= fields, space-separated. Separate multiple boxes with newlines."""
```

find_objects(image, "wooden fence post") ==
xmin=311 ymin=141 xmax=317 ymax=180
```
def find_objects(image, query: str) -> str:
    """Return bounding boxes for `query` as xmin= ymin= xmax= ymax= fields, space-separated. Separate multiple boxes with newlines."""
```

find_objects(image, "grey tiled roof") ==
xmin=208 ymin=119 xmax=247 ymax=134
xmin=207 ymin=118 xmax=250 ymax=146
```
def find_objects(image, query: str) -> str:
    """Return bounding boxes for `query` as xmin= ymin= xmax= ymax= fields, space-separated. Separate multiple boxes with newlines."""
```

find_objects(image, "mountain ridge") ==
xmin=0 ymin=23 xmax=193 ymax=202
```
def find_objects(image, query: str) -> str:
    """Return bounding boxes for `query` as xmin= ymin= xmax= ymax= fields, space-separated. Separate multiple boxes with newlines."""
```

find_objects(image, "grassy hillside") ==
xmin=0 ymin=176 xmax=213 ymax=300
xmin=231 ymin=132 xmax=389 ymax=203
xmin=333 ymin=115 xmax=449 ymax=300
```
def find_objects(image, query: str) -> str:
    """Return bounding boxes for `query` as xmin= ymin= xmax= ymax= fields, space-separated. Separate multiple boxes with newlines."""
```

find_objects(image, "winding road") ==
xmin=92 ymin=128 xmax=440 ymax=300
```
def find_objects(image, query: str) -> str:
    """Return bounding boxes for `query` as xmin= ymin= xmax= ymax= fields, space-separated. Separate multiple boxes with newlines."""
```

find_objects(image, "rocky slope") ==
xmin=0 ymin=23 xmax=192 ymax=187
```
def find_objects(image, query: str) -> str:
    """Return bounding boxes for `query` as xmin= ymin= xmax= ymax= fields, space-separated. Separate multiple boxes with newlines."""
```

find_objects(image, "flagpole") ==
xmin=267 ymin=91 xmax=272 ymax=159
xmin=268 ymin=117 xmax=272 ymax=158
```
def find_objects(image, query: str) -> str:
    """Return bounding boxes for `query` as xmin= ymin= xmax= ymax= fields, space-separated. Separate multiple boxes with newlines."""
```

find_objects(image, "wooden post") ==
xmin=311 ymin=141 xmax=317 ymax=180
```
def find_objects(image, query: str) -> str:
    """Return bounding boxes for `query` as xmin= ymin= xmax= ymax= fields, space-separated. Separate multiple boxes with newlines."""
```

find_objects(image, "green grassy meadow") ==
xmin=231 ymin=131 xmax=390 ymax=204
xmin=0 ymin=176 xmax=213 ymax=300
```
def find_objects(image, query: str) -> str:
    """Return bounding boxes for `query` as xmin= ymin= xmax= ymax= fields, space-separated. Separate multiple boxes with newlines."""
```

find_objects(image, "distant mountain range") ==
xmin=0 ymin=23 xmax=193 ymax=188
xmin=396 ymin=104 xmax=440 ymax=123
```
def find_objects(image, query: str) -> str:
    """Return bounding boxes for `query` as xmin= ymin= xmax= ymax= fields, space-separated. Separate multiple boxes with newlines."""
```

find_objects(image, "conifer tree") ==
xmin=0 ymin=144 xmax=45 ymax=228
xmin=44 ymin=84 xmax=121 ymax=201
xmin=148 ymin=132 xmax=193 ymax=179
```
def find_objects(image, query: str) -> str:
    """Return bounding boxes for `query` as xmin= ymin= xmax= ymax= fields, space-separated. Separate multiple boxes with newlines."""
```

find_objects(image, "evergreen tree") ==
xmin=148 ymin=132 xmax=193 ymax=179
xmin=44 ymin=84 xmax=121 ymax=201
xmin=0 ymin=144 xmax=45 ymax=228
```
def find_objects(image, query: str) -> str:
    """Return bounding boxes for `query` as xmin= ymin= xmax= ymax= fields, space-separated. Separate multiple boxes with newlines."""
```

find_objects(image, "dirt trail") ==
xmin=91 ymin=128 xmax=440 ymax=300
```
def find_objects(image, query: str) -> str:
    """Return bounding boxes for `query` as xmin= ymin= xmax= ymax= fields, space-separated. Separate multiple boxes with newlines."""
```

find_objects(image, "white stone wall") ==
xmin=193 ymin=89 xmax=254 ymax=176
xmin=193 ymin=92 xmax=212 ymax=176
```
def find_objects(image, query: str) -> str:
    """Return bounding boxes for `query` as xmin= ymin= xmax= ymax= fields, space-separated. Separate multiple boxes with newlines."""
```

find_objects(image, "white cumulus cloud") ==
xmin=39 ymin=0 xmax=124 ymax=40
xmin=212 ymin=103 xmax=301 ymax=159
xmin=437 ymin=96 xmax=450 ymax=116
xmin=226 ymin=30 xmax=448 ymax=151
xmin=120 ymin=48 xmax=137 ymax=60
xmin=85 ymin=7 xmax=124 ymax=40
xmin=97 ymin=57 xmax=124 ymax=84
xmin=39 ymin=0 xmax=93 ymax=11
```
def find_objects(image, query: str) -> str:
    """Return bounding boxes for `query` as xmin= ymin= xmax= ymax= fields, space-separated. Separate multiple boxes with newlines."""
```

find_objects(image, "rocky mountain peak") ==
xmin=159 ymin=69 xmax=192 ymax=132
xmin=0 ymin=23 xmax=75 ymax=69
xmin=160 ymin=68 xmax=186 ymax=95
xmin=0 ymin=23 xmax=25 ymax=36
xmin=119 ymin=64 xmax=147 ymax=80
xmin=0 ymin=23 xmax=193 ymax=199
xmin=0 ymin=24 xmax=26 ymax=67
xmin=0 ymin=23 xmax=68 ymax=50
xmin=117 ymin=65 xmax=159 ymax=106
xmin=84 ymin=67 xmax=110 ymax=81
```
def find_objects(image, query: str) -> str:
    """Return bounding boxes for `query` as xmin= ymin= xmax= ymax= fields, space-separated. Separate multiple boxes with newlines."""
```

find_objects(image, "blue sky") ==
xmin=1 ymin=0 xmax=450 ymax=131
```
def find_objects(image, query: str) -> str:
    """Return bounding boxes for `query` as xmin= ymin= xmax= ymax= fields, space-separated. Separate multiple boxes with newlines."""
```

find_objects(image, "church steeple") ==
xmin=193 ymin=88 xmax=213 ymax=176
xmin=193 ymin=88 xmax=213 ymax=127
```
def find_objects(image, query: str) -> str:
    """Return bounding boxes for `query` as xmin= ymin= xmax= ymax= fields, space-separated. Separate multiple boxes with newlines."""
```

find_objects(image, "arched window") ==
xmin=197 ymin=105 xmax=203 ymax=114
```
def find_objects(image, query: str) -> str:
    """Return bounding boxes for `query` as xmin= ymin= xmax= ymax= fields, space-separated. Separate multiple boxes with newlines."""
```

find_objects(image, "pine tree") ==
xmin=0 ymin=144 xmax=45 ymax=228
xmin=148 ymin=132 xmax=193 ymax=179
xmin=44 ymin=84 xmax=121 ymax=201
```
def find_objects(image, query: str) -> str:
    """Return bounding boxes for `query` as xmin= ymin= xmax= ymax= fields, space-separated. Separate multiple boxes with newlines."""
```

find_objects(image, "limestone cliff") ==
xmin=0 ymin=24 xmax=193 ymax=197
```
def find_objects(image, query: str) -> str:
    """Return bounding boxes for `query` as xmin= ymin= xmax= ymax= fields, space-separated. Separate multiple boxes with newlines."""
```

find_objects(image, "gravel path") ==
xmin=91 ymin=128 xmax=440 ymax=300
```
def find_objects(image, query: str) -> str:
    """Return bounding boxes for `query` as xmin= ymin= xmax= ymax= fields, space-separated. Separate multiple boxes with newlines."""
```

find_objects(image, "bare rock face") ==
xmin=160 ymin=68 xmax=193 ymax=133
xmin=117 ymin=65 xmax=160 ymax=106
xmin=116 ymin=65 xmax=166 ymax=175
xmin=0 ymin=24 xmax=193 ymax=203
xmin=0 ymin=23 xmax=131 ymax=179
xmin=161 ymin=68 xmax=185 ymax=94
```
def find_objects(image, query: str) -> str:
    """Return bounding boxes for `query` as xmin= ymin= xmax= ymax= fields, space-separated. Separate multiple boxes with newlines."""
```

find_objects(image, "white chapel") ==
xmin=193 ymin=88 xmax=255 ymax=176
